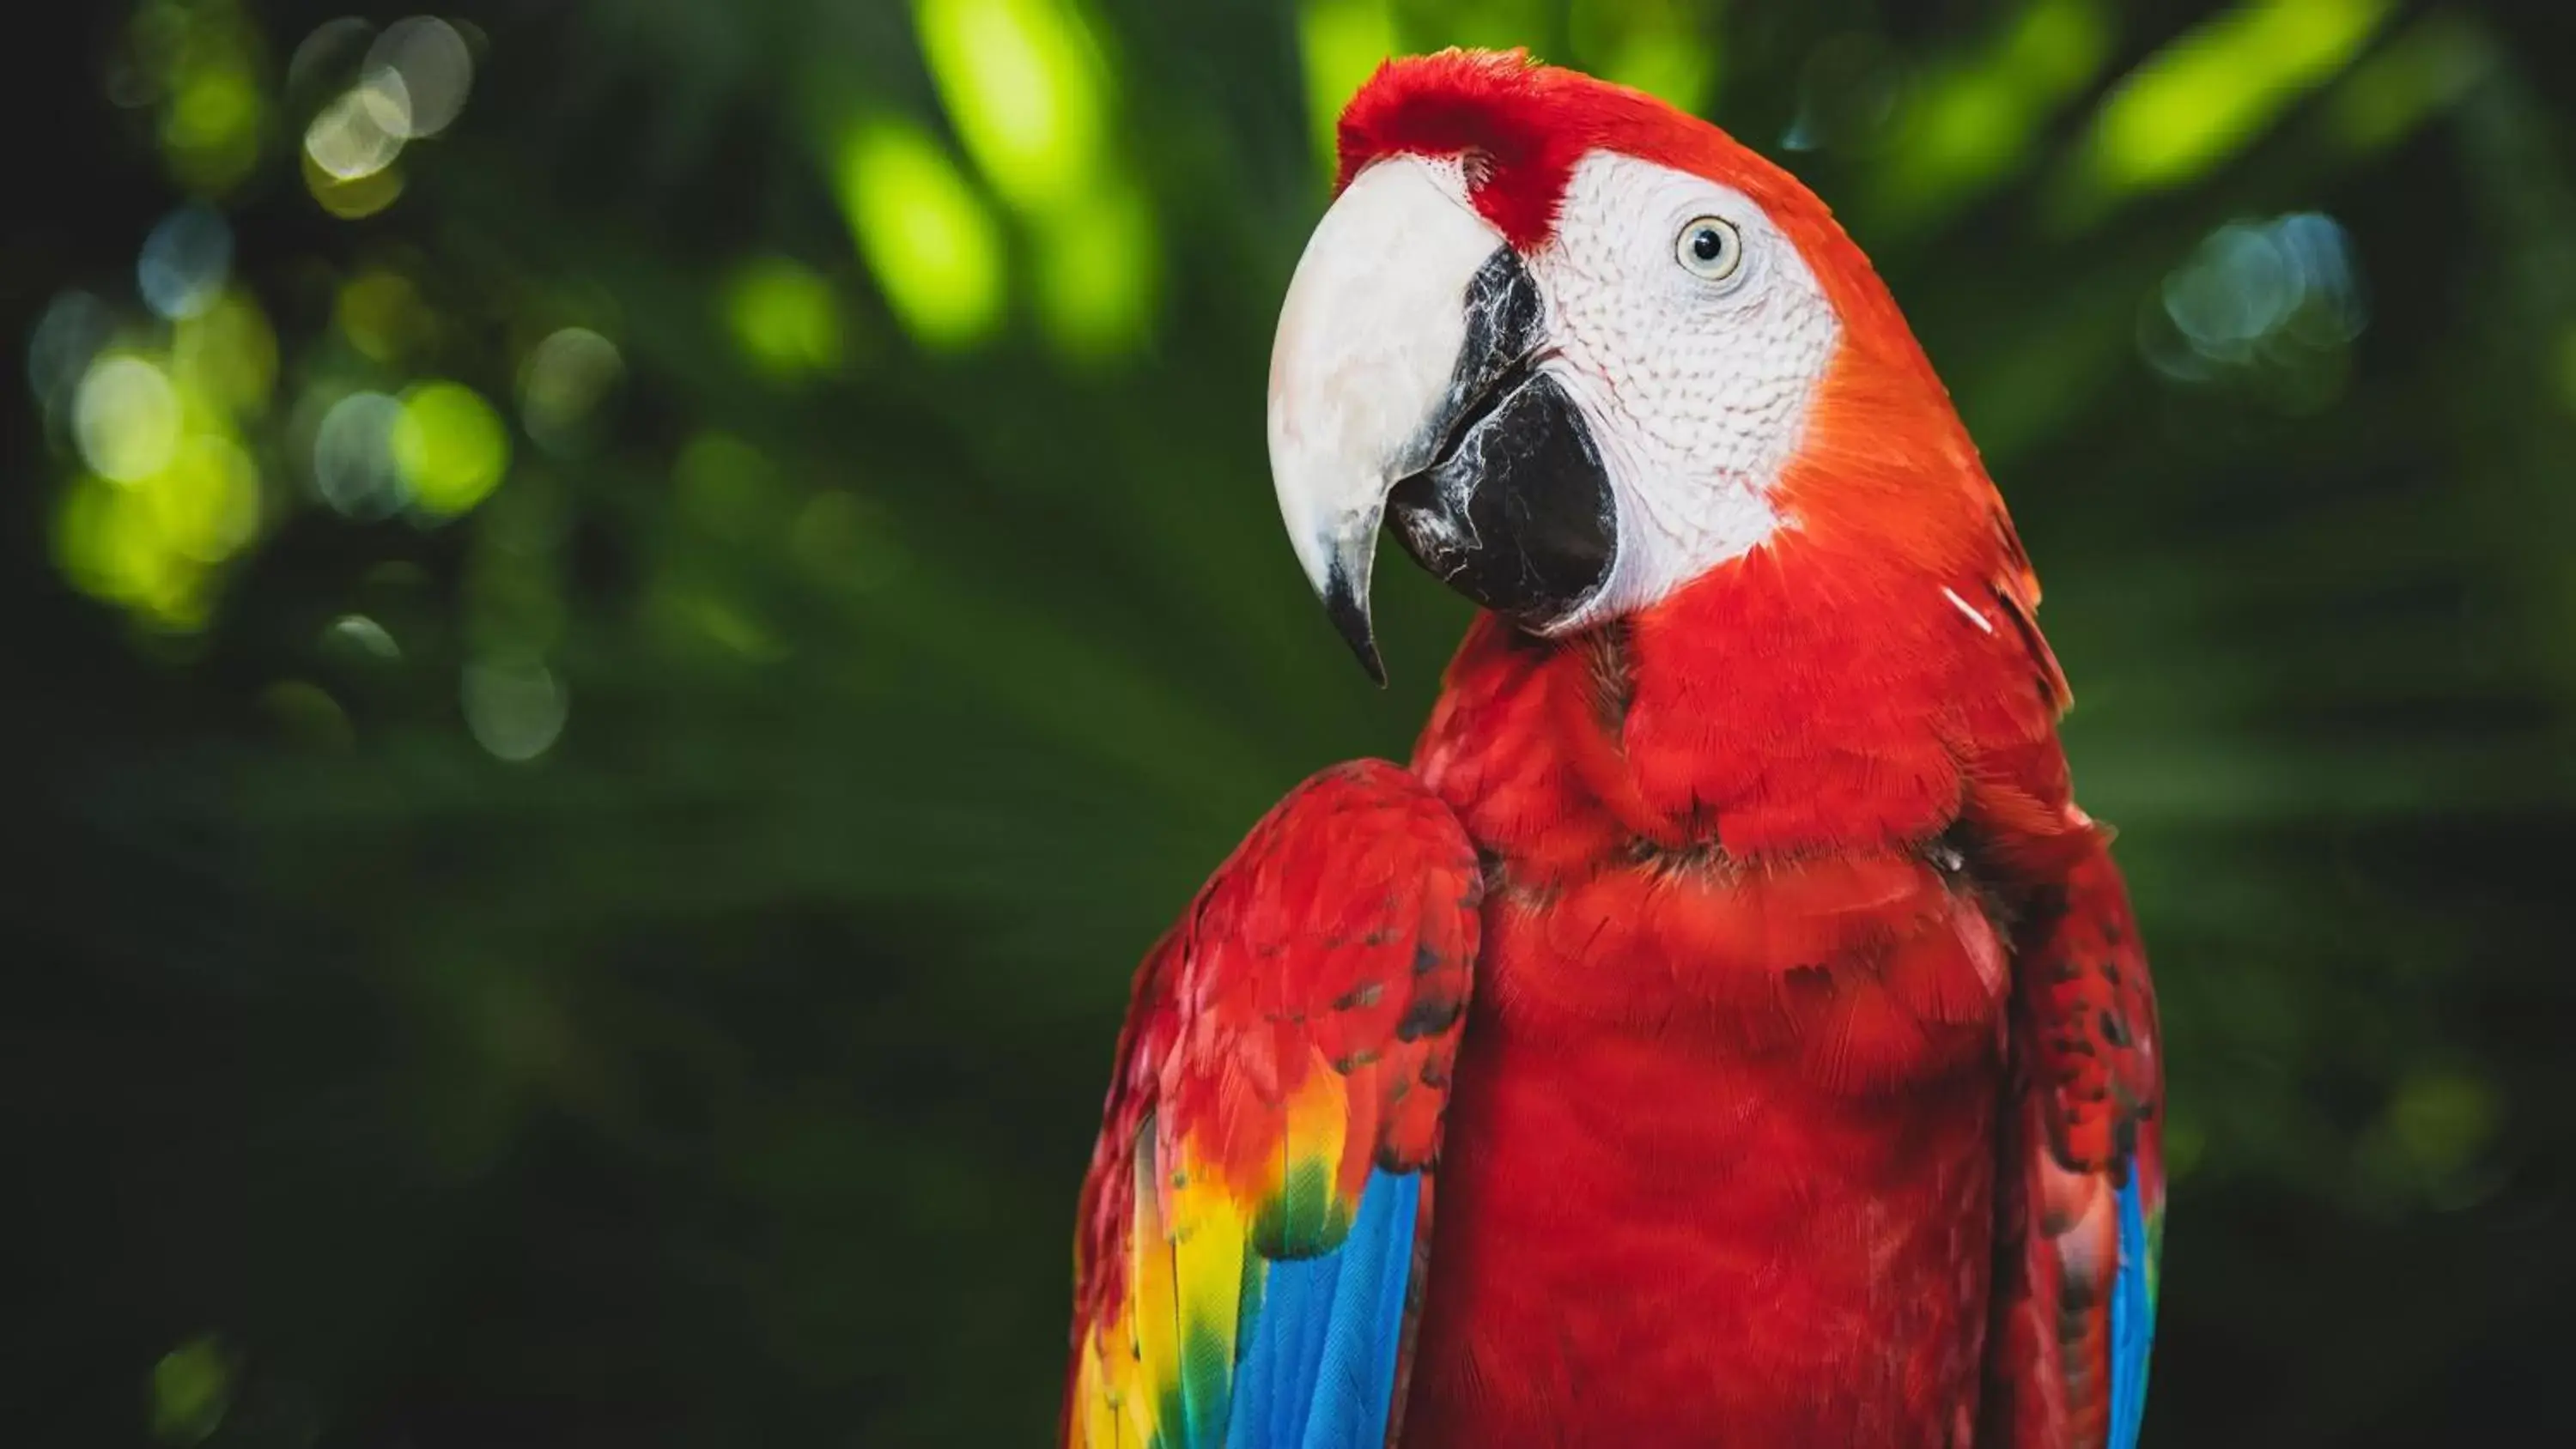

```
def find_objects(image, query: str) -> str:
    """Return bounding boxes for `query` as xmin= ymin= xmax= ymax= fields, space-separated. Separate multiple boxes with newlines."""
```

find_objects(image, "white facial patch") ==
xmin=1527 ymin=153 xmax=1842 ymax=628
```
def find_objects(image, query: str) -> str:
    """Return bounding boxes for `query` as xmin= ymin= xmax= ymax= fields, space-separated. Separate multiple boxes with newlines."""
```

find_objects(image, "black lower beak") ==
xmin=1385 ymin=249 xmax=1617 ymax=634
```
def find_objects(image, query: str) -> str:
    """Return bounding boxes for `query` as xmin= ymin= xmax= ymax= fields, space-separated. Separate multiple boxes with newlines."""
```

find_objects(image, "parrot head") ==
xmin=1270 ymin=49 xmax=1992 ymax=682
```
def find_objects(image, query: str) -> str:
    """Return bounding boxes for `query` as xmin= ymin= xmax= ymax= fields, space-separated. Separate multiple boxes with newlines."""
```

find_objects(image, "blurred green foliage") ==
xmin=5 ymin=0 xmax=2573 ymax=1444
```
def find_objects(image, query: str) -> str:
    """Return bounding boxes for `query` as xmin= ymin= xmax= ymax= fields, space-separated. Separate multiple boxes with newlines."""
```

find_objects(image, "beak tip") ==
xmin=1322 ymin=565 xmax=1388 ymax=688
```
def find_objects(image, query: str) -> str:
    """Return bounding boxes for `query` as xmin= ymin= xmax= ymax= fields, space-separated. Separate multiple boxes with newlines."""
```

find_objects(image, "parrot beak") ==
xmin=1267 ymin=157 xmax=1618 ymax=684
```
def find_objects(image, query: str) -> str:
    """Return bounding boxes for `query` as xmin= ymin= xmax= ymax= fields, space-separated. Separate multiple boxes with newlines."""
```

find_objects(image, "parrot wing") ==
xmin=1988 ymin=842 xmax=2166 ymax=1449
xmin=1064 ymin=760 xmax=1483 ymax=1449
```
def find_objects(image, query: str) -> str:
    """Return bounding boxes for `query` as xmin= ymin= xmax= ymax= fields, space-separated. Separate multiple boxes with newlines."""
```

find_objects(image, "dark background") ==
xmin=6 ymin=1 xmax=2573 ymax=1444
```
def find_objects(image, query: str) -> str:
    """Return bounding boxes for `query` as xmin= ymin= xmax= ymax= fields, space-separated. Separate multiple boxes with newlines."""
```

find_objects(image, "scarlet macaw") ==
xmin=1064 ymin=50 xmax=2162 ymax=1448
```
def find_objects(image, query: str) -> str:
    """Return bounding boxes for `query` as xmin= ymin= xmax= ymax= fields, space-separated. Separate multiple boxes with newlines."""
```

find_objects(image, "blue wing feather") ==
xmin=1305 ymin=1170 xmax=1417 ymax=1448
xmin=1358 ymin=1173 xmax=1420 ymax=1434
xmin=1226 ymin=1169 xmax=1422 ymax=1449
xmin=2107 ymin=1171 xmax=2156 ymax=1449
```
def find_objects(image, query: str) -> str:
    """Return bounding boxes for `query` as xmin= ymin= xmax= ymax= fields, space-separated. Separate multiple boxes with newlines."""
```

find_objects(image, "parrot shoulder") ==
xmin=1065 ymin=759 xmax=1483 ymax=1449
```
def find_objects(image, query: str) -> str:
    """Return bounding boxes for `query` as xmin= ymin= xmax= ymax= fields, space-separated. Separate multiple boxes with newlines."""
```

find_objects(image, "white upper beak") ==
xmin=1266 ymin=156 xmax=1509 ymax=680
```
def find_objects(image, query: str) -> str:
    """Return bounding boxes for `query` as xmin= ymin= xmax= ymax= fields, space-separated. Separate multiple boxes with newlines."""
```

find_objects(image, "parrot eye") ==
xmin=1676 ymin=216 xmax=1744 ymax=283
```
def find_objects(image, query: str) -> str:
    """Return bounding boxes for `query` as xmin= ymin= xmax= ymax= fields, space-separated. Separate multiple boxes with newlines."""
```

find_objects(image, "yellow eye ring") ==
xmin=1677 ymin=216 xmax=1743 ymax=282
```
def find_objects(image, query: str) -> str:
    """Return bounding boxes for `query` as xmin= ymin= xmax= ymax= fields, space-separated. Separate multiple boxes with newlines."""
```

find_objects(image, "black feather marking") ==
xmin=1334 ymin=981 xmax=1386 ymax=1011
xmin=1394 ymin=991 xmax=1464 ymax=1043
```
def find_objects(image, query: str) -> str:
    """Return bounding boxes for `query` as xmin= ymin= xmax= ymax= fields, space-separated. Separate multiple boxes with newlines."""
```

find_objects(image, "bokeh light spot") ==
xmin=1298 ymin=0 xmax=1399 ymax=167
xmin=2001 ymin=0 xmax=2115 ymax=92
xmin=288 ymin=17 xmax=377 ymax=99
xmin=724 ymin=258 xmax=846 ymax=379
xmin=1902 ymin=78 xmax=2016 ymax=175
xmin=2327 ymin=14 xmax=2489 ymax=154
xmin=837 ymin=117 xmax=1005 ymax=352
xmin=324 ymin=612 xmax=402 ymax=662
xmin=137 ymin=204 xmax=234 ymax=321
xmin=76 ymin=355 xmax=183 ymax=484
xmin=312 ymin=391 xmax=410 ymax=518
xmin=364 ymin=16 xmax=474 ymax=138
xmin=393 ymin=381 xmax=510 ymax=515
xmin=306 ymin=72 xmax=410 ymax=180
xmin=1569 ymin=0 xmax=1716 ymax=112
xmin=57 ymin=476 xmax=140 ymax=602
xmin=2166 ymin=226 xmax=2298 ymax=350
xmin=1036 ymin=179 xmax=1157 ymax=361
xmin=2389 ymin=1067 xmax=2499 ymax=1182
xmin=2160 ymin=213 xmax=2367 ymax=361
xmin=149 ymin=1335 xmax=232 ymax=1446
xmin=161 ymin=56 xmax=265 ymax=196
xmin=173 ymin=292 xmax=279 ymax=415
xmin=54 ymin=473 xmax=205 ymax=628
xmin=1778 ymin=33 xmax=1900 ymax=155
xmin=1863 ymin=0 xmax=2111 ymax=229
xmin=915 ymin=0 xmax=1104 ymax=212
xmin=148 ymin=434 xmax=263 ymax=562
xmin=2079 ymin=0 xmax=2391 ymax=204
xmin=27 ymin=290 xmax=117 ymax=415
xmin=463 ymin=658 xmax=569 ymax=761
xmin=518 ymin=326 xmax=624 ymax=456
xmin=2270 ymin=212 xmax=2371 ymax=345
xmin=336 ymin=270 xmax=432 ymax=362
xmin=303 ymin=150 xmax=407 ymax=219
xmin=2142 ymin=211 xmax=2366 ymax=413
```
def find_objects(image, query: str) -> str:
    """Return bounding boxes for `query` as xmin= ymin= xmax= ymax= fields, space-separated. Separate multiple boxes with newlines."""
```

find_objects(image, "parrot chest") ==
xmin=1400 ymin=851 xmax=2013 ymax=1447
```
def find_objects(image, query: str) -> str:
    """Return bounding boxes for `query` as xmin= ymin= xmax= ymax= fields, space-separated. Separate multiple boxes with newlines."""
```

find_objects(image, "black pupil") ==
xmin=1691 ymin=227 xmax=1726 ymax=262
